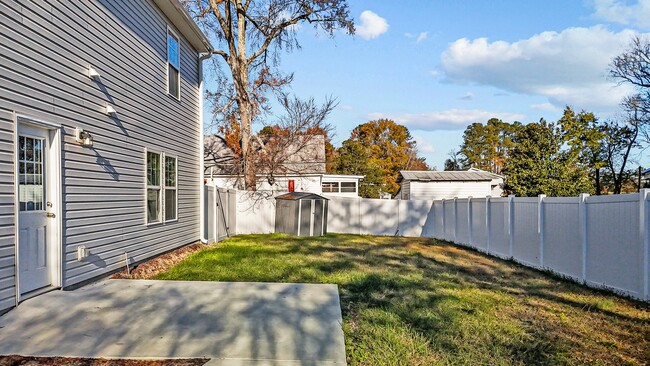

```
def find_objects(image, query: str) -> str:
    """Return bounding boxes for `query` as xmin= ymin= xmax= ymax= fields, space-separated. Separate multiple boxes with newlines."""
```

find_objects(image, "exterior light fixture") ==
xmin=88 ymin=65 xmax=100 ymax=80
xmin=75 ymin=128 xmax=94 ymax=147
xmin=105 ymin=105 xmax=117 ymax=117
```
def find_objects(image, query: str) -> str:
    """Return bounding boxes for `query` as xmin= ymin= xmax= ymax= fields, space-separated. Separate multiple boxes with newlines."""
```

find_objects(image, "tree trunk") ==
xmin=595 ymin=168 xmax=601 ymax=195
xmin=235 ymin=1 xmax=256 ymax=190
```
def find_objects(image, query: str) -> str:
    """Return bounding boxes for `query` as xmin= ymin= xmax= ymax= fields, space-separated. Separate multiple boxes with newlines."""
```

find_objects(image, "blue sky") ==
xmin=211 ymin=0 xmax=650 ymax=170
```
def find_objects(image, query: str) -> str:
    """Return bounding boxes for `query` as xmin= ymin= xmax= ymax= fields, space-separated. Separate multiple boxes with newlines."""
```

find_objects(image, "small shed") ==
xmin=275 ymin=192 xmax=329 ymax=236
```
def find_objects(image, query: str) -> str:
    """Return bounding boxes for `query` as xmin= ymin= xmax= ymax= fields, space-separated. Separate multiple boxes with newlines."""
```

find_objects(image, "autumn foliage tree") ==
xmin=334 ymin=119 xmax=429 ymax=198
xmin=186 ymin=0 xmax=354 ymax=190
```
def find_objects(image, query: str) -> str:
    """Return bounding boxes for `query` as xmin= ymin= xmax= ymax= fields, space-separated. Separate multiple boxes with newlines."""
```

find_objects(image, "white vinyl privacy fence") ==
xmin=204 ymin=186 xmax=650 ymax=302
xmin=329 ymin=191 xmax=650 ymax=302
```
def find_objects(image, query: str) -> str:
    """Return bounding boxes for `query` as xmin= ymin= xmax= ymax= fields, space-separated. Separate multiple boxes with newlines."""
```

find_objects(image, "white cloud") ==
xmin=356 ymin=10 xmax=389 ymax=40
xmin=530 ymin=102 xmax=559 ymax=111
xmin=365 ymin=109 xmax=525 ymax=131
xmin=429 ymin=70 xmax=440 ymax=78
xmin=339 ymin=105 xmax=353 ymax=111
xmin=405 ymin=31 xmax=428 ymax=43
xmin=440 ymin=26 xmax=641 ymax=112
xmin=591 ymin=0 xmax=650 ymax=28
xmin=460 ymin=92 xmax=474 ymax=100
xmin=413 ymin=135 xmax=435 ymax=154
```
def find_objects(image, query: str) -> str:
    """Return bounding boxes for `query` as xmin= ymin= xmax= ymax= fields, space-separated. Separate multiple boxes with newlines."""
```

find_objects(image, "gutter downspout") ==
xmin=198 ymin=51 xmax=211 ymax=244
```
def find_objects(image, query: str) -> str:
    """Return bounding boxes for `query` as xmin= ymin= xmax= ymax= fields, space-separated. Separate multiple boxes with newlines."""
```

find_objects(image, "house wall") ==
xmin=408 ymin=181 xmax=492 ymax=200
xmin=0 ymin=0 xmax=202 ymax=310
xmin=399 ymin=181 xmax=410 ymax=200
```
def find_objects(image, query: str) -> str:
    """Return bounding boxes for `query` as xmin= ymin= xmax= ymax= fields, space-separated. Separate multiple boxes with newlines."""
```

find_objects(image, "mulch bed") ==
xmin=111 ymin=243 xmax=207 ymax=280
xmin=0 ymin=356 xmax=208 ymax=366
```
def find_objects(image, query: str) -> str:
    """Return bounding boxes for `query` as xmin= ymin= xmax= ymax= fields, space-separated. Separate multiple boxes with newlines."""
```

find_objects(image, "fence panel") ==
xmin=586 ymin=194 xmax=643 ymax=297
xmin=511 ymin=198 xmax=540 ymax=266
xmin=433 ymin=201 xmax=444 ymax=239
xmin=456 ymin=199 xmax=469 ymax=244
xmin=328 ymin=197 xmax=361 ymax=234
xmin=543 ymin=197 xmax=581 ymax=279
xmin=359 ymin=199 xmax=399 ymax=235
xmin=444 ymin=200 xmax=455 ymax=241
xmin=470 ymin=198 xmax=487 ymax=249
xmin=399 ymin=199 xmax=433 ymax=237
xmin=204 ymin=186 xmax=216 ymax=243
xmin=489 ymin=198 xmax=509 ymax=257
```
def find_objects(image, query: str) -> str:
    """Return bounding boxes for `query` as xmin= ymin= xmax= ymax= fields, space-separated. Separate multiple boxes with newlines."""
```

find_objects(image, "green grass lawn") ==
xmin=156 ymin=234 xmax=650 ymax=365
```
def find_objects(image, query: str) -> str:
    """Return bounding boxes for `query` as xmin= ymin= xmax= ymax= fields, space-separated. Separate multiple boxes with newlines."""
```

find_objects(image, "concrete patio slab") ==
xmin=0 ymin=280 xmax=346 ymax=365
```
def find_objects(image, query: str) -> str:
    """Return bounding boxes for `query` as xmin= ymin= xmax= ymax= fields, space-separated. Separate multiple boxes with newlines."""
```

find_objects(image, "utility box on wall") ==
xmin=275 ymin=192 xmax=328 ymax=236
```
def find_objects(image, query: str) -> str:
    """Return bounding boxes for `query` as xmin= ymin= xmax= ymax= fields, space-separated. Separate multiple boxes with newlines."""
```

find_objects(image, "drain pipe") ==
xmin=198 ymin=50 xmax=212 ymax=244
xmin=124 ymin=252 xmax=131 ymax=275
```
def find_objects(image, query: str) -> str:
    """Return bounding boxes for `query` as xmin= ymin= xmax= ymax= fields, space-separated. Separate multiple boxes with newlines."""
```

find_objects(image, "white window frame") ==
xmin=322 ymin=181 xmax=340 ymax=193
xmin=340 ymin=181 xmax=357 ymax=193
xmin=145 ymin=149 xmax=162 ymax=224
xmin=163 ymin=154 xmax=178 ymax=222
xmin=166 ymin=26 xmax=181 ymax=100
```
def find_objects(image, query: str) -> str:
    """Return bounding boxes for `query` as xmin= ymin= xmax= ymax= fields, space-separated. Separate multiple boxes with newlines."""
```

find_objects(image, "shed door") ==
xmin=17 ymin=124 xmax=59 ymax=295
xmin=313 ymin=200 xmax=323 ymax=236
xmin=299 ymin=200 xmax=312 ymax=236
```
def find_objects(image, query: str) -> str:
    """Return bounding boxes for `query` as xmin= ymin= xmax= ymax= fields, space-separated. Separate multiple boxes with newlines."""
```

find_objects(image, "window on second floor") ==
xmin=167 ymin=28 xmax=180 ymax=99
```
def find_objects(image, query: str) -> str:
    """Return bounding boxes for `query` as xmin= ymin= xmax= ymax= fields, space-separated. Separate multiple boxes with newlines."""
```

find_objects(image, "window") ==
xmin=164 ymin=156 xmax=177 ymax=221
xmin=167 ymin=29 xmax=180 ymax=99
xmin=18 ymin=136 xmax=45 ymax=211
xmin=322 ymin=182 xmax=339 ymax=193
xmin=146 ymin=151 xmax=178 ymax=224
xmin=146 ymin=151 xmax=161 ymax=223
xmin=341 ymin=182 xmax=356 ymax=193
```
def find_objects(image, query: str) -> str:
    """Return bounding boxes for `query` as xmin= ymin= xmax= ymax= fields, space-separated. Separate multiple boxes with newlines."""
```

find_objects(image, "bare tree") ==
xmin=186 ymin=0 xmax=354 ymax=189
xmin=602 ymin=96 xmax=648 ymax=194
xmin=254 ymin=95 xmax=336 ymax=187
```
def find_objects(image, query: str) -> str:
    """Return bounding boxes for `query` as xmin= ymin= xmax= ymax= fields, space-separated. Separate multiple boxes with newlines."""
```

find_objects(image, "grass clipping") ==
xmin=112 ymin=243 xmax=206 ymax=280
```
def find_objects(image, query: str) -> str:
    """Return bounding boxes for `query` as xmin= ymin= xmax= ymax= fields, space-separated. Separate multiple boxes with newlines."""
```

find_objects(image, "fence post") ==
xmin=486 ymin=196 xmax=491 ymax=253
xmin=579 ymin=193 xmax=589 ymax=282
xmin=508 ymin=195 xmax=515 ymax=257
xmin=468 ymin=196 xmax=473 ymax=246
xmin=441 ymin=199 xmax=446 ymax=241
xmin=453 ymin=197 xmax=458 ymax=243
xmin=538 ymin=194 xmax=546 ymax=267
xmin=640 ymin=189 xmax=649 ymax=301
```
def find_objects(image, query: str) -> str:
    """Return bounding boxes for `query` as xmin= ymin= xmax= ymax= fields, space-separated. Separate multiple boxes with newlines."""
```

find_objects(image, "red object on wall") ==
xmin=288 ymin=180 xmax=295 ymax=192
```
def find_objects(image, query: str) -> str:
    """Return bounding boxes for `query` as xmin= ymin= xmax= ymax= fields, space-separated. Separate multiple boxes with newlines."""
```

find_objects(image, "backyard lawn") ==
xmin=156 ymin=234 xmax=649 ymax=365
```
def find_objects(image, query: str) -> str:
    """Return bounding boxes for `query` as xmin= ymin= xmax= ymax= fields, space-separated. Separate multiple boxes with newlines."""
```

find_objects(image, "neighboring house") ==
xmin=0 ymin=0 xmax=212 ymax=312
xmin=396 ymin=170 xmax=505 ymax=200
xmin=205 ymin=135 xmax=364 ymax=197
xmin=643 ymin=168 xmax=650 ymax=187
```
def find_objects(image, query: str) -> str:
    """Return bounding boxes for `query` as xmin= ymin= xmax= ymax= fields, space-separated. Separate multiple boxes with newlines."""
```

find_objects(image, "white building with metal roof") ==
xmin=396 ymin=169 xmax=504 ymax=200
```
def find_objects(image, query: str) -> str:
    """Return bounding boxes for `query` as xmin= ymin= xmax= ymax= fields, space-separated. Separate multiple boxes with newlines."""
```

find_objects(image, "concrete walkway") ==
xmin=0 ymin=280 xmax=347 ymax=365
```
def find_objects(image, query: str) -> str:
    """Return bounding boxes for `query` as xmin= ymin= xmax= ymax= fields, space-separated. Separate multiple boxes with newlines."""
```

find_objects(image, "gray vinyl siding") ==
xmin=0 ymin=108 xmax=15 ymax=311
xmin=0 ymin=0 xmax=202 ymax=309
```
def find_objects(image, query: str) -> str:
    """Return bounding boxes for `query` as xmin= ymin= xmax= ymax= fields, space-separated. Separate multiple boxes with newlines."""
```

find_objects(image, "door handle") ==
xmin=46 ymin=212 xmax=56 ymax=218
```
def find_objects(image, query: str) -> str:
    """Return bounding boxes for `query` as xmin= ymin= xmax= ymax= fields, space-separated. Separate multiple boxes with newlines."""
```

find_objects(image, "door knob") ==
xmin=46 ymin=212 xmax=56 ymax=218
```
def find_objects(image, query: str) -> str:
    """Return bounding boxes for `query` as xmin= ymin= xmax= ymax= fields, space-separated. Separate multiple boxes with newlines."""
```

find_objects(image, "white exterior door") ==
xmin=17 ymin=124 xmax=58 ymax=295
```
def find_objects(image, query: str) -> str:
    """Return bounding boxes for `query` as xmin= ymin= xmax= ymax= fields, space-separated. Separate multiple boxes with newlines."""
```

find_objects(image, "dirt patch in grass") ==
xmin=0 ymin=356 xmax=208 ymax=366
xmin=112 ymin=243 xmax=207 ymax=280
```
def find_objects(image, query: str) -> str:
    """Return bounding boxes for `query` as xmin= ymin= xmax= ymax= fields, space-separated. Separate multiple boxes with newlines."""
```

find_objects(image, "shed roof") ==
xmin=397 ymin=170 xmax=496 ymax=183
xmin=275 ymin=192 xmax=329 ymax=201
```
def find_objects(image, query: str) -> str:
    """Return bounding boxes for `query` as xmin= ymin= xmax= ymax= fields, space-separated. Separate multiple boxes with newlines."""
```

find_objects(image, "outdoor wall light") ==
xmin=105 ymin=104 xmax=117 ymax=117
xmin=88 ymin=65 xmax=101 ymax=80
xmin=75 ymin=127 xmax=94 ymax=147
